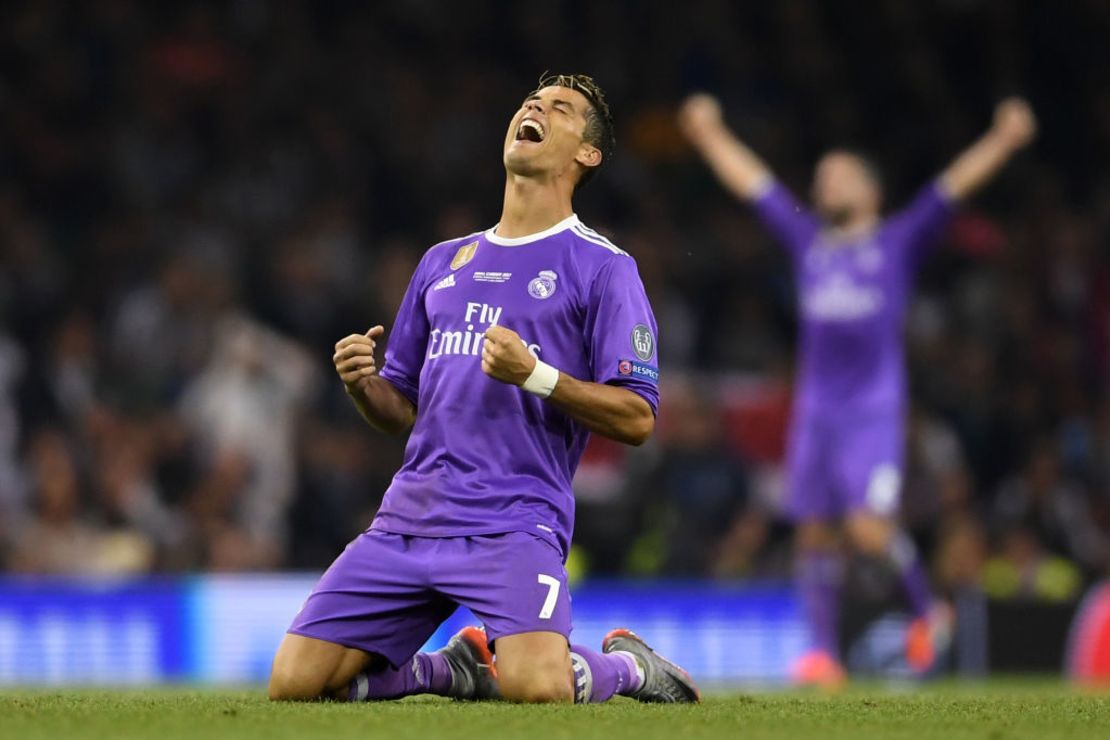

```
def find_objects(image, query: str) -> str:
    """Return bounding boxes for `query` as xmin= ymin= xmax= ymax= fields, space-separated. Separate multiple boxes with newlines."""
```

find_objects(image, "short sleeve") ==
xmin=583 ymin=256 xmax=660 ymax=415
xmin=378 ymin=254 xmax=433 ymax=406
xmin=751 ymin=180 xmax=821 ymax=257
xmin=889 ymin=181 xmax=956 ymax=267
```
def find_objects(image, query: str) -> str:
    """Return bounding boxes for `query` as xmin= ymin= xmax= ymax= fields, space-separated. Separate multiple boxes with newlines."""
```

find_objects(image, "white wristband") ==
xmin=521 ymin=359 xmax=559 ymax=398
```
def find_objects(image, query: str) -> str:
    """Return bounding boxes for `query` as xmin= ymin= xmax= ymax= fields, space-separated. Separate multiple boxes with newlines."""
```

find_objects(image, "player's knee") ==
xmin=796 ymin=521 xmax=837 ymax=552
xmin=498 ymin=660 xmax=573 ymax=703
xmin=268 ymin=648 xmax=338 ymax=702
xmin=846 ymin=516 xmax=891 ymax=555
xmin=267 ymin=664 xmax=326 ymax=702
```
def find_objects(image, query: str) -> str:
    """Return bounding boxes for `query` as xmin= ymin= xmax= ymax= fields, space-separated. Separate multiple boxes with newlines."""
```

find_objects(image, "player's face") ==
xmin=503 ymin=86 xmax=601 ymax=184
xmin=812 ymin=152 xmax=881 ymax=225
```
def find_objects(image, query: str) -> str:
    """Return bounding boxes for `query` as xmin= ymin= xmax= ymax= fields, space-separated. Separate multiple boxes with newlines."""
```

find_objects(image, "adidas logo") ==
xmin=433 ymin=274 xmax=456 ymax=291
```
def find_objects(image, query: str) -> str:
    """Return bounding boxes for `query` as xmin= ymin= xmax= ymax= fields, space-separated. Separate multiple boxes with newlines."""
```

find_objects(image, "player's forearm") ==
xmin=939 ymin=130 xmax=1022 ymax=201
xmin=690 ymin=123 xmax=772 ymax=201
xmin=546 ymin=373 xmax=654 ymax=446
xmin=345 ymin=377 xmax=417 ymax=435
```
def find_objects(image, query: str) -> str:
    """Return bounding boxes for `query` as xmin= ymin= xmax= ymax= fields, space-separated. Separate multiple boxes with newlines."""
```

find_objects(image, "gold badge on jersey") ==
xmin=450 ymin=241 xmax=479 ymax=270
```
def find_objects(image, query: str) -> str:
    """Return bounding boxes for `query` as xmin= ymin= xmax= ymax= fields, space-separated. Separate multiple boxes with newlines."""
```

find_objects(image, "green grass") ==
xmin=2 ymin=681 xmax=1109 ymax=740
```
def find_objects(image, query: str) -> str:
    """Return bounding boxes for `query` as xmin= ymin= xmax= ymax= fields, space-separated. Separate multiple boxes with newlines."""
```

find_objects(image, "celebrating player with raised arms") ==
xmin=268 ymin=74 xmax=699 ymax=704
xmin=680 ymin=93 xmax=1035 ymax=685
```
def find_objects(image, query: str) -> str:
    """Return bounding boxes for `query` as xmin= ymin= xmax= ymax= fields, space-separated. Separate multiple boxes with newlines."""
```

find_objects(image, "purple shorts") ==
xmin=287 ymin=529 xmax=572 ymax=668
xmin=785 ymin=410 xmax=904 ymax=521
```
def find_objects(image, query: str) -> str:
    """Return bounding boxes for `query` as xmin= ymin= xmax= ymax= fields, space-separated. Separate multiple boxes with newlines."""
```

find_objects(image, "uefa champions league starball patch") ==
xmin=528 ymin=270 xmax=558 ymax=299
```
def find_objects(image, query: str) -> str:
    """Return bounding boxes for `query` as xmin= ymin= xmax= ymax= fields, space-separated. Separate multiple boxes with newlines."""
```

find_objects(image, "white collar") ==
xmin=485 ymin=214 xmax=580 ymax=246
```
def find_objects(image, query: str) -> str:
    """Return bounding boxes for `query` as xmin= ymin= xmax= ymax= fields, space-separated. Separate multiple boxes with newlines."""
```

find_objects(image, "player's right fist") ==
xmin=334 ymin=326 xmax=385 ymax=392
xmin=678 ymin=93 xmax=724 ymax=143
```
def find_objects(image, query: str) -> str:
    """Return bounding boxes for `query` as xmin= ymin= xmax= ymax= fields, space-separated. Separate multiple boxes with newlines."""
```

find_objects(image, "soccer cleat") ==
xmin=438 ymin=626 xmax=500 ymax=701
xmin=790 ymin=650 xmax=846 ymax=689
xmin=602 ymin=628 xmax=700 ymax=703
xmin=905 ymin=602 xmax=955 ymax=675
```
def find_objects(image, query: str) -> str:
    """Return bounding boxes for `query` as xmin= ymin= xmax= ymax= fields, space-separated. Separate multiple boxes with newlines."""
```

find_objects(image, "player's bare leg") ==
xmin=792 ymin=520 xmax=846 ymax=687
xmin=494 ymin=631 xmax=574 ymax=703
xmin=268 ymin=633 xmax=374 ymax=701
xmin=844 ymin=512 xmax=953 ymax=674
xmin=270 ymin=628 xmax=496 ymax=702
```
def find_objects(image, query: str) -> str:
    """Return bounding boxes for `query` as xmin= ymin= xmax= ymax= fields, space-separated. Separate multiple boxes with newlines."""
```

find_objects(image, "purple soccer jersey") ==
xmin=754 ymin=180 xmax=953 ymax=519
xmin=375 ymin=214 xmax=659 ymax=557
xmin=754 ymin=180 xmax=953 ymax=416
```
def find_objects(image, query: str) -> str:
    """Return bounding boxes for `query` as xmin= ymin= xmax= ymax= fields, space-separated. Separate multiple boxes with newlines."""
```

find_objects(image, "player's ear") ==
xmin=575 ymin=141 xmax=602 ymax=171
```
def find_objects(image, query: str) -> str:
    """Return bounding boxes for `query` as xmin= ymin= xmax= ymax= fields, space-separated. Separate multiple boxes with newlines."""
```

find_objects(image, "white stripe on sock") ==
xmin=354 ymin=672 xmax=369 ymax=701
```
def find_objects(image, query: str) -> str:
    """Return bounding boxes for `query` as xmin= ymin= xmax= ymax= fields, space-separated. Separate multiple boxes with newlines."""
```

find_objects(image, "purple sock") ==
xmin=348 ymin=652 xmax=453 ymax=701
xmin=890 ymin=532 xmax=932 ymax=618
xmin=569 ymin=646 xmax=641 ymax=703
xmin=796 ymin=551 xmax=842 ymax=656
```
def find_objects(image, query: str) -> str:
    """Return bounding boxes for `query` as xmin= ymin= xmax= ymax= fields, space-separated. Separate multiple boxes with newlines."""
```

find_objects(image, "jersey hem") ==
xmin=368 ymin=521 xmax=568 ymax=559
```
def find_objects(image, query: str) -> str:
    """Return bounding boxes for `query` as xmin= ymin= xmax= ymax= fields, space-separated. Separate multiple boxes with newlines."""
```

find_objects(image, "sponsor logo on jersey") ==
xmin=426 ymin=302 xmax=542 ymax=360
xmin=803 ymin=274 xmax=884 ymax=320
xmin=433 ymin=274 xmax=456 ymax=291
xmin=631 ymin=324 xmax=655 ymax=361
xmin=528 ymin=270 xmax=558 ymax=299
xmin=618 ymin=359 xmax=659 ymax=384
xmin=473 ymin=271 xmax=512 ymax=283
xmin=450 ymin=241 xmax=479 ymax=270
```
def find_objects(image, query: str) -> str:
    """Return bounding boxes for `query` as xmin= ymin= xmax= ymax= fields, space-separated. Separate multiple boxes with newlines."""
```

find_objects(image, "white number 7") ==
xmin=537 ymin=574 xmax=560 ymax=620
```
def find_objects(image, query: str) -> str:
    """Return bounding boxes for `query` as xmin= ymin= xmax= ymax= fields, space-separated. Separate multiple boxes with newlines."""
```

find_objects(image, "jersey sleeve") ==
xmin=751 ymin=180 xmax=821 ymax=257
xmin=378 ymin=252 xmax=434 ymax=406
xmin=889 ymin=181 xmax=956 ymax=267
xmin=583 ymin=255 xmax=661 ymax=415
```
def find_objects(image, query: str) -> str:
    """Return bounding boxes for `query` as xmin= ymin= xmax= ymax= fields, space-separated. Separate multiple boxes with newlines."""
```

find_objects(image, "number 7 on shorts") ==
xmin=537 ymin=574 xmax=560 ymax=619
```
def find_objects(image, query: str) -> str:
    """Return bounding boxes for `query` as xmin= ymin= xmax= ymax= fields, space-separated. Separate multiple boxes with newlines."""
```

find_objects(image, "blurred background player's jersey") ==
xmin=753 ymin=182 xmax=953 ymax=417
xmin=374 ymin=216 xmax=659 ymax=557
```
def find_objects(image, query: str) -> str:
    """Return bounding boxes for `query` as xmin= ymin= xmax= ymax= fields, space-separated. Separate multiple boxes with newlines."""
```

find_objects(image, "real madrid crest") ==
xmin=528 ymin=270 xmax=558 ymax=300
xmin=450 ymin=241 xmax=479 ymax=270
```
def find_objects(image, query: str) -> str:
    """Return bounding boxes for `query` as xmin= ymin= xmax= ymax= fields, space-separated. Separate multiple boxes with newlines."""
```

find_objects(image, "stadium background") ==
xmin=0 ymin=0 xmax=1107 ymax=685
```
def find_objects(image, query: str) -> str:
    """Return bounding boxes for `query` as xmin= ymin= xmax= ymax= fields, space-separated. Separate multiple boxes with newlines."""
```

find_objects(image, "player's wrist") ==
xmin=520 ymin=358 xmax=559 ymax=398
xmin=344 ymin=376 xmax=373 ymax=397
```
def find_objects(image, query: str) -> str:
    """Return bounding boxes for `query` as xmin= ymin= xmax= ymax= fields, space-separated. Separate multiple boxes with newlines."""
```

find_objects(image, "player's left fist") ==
xmin=992 ymin=97 xmax=1036 ymax=150
xmin=481 ymin=325 xmax=536 ymax=386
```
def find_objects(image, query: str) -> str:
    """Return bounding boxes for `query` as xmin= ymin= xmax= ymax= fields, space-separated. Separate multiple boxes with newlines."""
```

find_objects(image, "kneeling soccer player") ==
xmin=268 ymin=73 xmax=698 ymax=704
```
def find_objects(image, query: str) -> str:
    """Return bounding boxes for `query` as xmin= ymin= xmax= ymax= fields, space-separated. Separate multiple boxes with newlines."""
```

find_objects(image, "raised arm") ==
xmin=678 ymin=93 xmax=774 ymax=201
xmin=334 ymin=326 xmax=417 ymax=435
xmin=939 ymin=97 xmax=1036 ymax=201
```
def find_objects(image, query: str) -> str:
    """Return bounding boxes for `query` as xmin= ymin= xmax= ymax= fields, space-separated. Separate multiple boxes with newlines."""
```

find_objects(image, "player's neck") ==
xmin=496 ymin=174 xmax=575 ymax=239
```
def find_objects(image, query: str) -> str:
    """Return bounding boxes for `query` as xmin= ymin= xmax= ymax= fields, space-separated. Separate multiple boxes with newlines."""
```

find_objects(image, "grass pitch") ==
xmin=2 ymin=681 xmax=1108 ymax=740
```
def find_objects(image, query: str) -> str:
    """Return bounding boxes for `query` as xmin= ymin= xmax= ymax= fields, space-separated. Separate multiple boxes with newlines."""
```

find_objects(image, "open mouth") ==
xmin=515 ymin=118 xmax=545 ymax=143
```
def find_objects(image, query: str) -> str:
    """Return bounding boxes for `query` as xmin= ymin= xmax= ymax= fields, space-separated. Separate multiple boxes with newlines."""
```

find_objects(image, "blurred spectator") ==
xmin=179 ymin=315 xmax=319 ymax=569
xmin=991 ymin=440 xmax=1109 ymax=577
xmin=649 ymin=377 xmax=749 ymax=575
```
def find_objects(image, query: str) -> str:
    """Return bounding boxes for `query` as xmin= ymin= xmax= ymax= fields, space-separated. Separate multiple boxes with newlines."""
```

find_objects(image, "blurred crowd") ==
xmin=0 ymin=1 xmax=1107 ymax=602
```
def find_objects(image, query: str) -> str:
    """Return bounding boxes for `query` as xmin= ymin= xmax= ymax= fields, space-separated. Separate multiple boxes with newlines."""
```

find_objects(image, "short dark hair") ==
xmin=531 ymin=72 xmax=615 ymax=189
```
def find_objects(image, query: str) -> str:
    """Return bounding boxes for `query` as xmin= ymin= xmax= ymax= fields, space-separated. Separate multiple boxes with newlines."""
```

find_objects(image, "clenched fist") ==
xmin=992 ymin=97 xmax=1036 ymax=151
xmin=334 ymin=326 xmax=384 ymax=392
xmin=481 ymin=325 xmax=536 ymax=386
xmin=678 ymin=93 xmax=724 ymax=145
